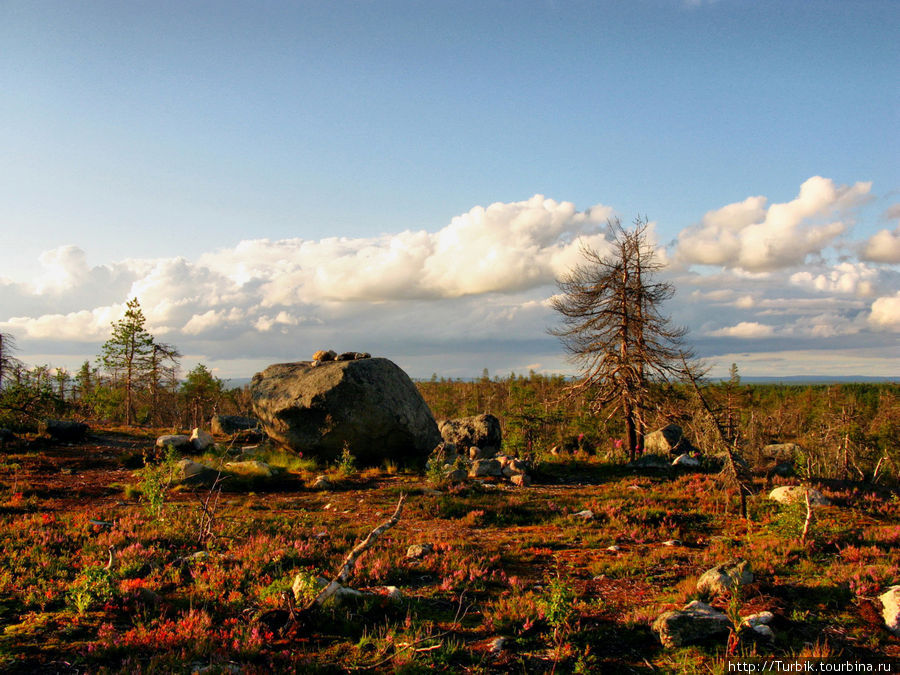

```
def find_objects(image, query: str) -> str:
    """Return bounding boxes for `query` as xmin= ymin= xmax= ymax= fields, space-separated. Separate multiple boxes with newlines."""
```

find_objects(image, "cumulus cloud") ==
xmin=1 ymin=187 xmax=896 ymax=378
xmin=790 ymin=262 xmax=879 ymax=297
xmin=708 ymin=322 xmax=776 ymax=338
xmin=868 ymin=292 xmax=900 ymax=331
xmin=195 ymin=195 xmax=615 ymax=306
xmin=676 ymin=176 xmax=872 ymax=271
xmin=861 ymin=223 xmax=900 ymax=263
xmin=3 ymin=304 xmax=125 ymax=342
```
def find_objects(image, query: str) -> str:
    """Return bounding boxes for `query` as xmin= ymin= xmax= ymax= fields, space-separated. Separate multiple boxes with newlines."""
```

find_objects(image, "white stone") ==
xmin=768 ymin=485 xmax=830 ymax=506
xmin=156 ymin=434 xmax=191 ymax=449
xmin=570 ymin=509 xmax=594 ymax=521
xmin=741 ymin=611 xmax=775 ymax=627
xmin=751 ymin=624 xmax=775 ymax=640
xmin=880 ymin=585 xmax=900 ymax=636
xmin=672 ymin=453 xmax=700 ymax=467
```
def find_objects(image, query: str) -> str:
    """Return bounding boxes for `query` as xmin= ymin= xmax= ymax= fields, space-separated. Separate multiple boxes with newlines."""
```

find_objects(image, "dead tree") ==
xmin=683 ymin=359 xmax=753 ymax=519
xmin=550 ymin=217 xmax=694 ymax=460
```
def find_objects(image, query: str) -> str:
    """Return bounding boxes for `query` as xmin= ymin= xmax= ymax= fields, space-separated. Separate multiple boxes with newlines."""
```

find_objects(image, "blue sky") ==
xmin=1 ymin=0 xmax=898 ymax=380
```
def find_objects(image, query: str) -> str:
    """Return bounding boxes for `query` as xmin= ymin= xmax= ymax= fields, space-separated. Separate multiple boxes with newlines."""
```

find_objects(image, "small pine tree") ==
xmin=100 ymin=299 xmax=155 ymax=426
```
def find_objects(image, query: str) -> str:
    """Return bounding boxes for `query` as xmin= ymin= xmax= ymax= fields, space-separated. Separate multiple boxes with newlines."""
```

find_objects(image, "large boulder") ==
xmin=250 ymin=357 xmax=441 ymax=464
xmin=644 ymin=424 xmax=692 ymax=454
xmin=439 ymin=414 xmax=502 ymax=456
xmin=43 ymin=419 xmax=89 ymax=443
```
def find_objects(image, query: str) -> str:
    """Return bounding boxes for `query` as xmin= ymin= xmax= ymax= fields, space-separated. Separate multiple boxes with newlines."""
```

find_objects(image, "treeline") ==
xmin=417 ymin=370 xmax=900 ymax=482
xmin=0 ymin=299 xmax=250 ymax=432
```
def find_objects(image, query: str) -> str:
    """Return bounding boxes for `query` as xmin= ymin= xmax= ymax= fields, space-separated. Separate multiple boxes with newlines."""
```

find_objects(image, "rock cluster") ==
xmin=438 ymin=414 xmax=502 ymax=459
xmin=155 ymin=427 xmax=216 ymax=453
xmin=311 ymin=349 xmax=371 ymax=365
xmin=653 ymin=559 xmax=768 ymax=648
xmin=428 ymin=434 xmax=532 ymax=487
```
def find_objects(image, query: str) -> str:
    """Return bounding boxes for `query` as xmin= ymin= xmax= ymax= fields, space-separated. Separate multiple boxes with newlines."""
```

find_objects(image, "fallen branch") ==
xmin=304 ymin=493 xmax=406 ymax=611
xmin=800 ymin=488 xmax=813 ymax=545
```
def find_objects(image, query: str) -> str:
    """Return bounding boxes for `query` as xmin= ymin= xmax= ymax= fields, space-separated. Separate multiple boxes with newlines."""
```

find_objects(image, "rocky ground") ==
xmin=0 ymin=428 xmax=897 ymax=673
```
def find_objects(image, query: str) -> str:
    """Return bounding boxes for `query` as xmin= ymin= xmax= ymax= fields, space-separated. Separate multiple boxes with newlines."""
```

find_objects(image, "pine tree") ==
xmin=100 ymin=298 xmax=155 ymax=425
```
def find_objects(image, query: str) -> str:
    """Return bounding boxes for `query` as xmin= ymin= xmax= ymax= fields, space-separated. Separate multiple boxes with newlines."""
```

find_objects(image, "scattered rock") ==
xmin=501 ymin=458 xmax=529 ymax=477
xmin=606 ymin=545 xmax=621 ymax=553
xmin=488 ymin=637 xmax=508 ymax=653
xmin=748 ymin=623 xmax=775 ymax=640
xmin=662 ymin=540 xmax=681 ymax=547
xmin=406 ymin=543 xmax=434 ymax=560
xmin=570 ymin=509 xmax=594 ymax=521
xmin=210 ymin=415 xmax=261 ymax=436
xmin=697 ymin=560 xmax=753 ymax=599
xmin=439 ymin=414 xmax=502 ymax=457
xmin=740 ymin=611 xmax=775 ymax=629
xmin=156 ymin=434 xmax=193 ymax=451
xmin=768 ymin=485 xmax=830 ymax=506
xmin=653 ymin=600 xmax=731 ymax=648
xmin=190 ymin=428 xmax=215 ymax=452
xmin=312 ymin=475 xmax=331 ymax=490
xmin=880 ymin=585 xmax=900 ymax=636
xmin=175 ymin=459 xmax=214 ymax=482
xmin=469 ymin=458 xmax=503 ymax=478
xmin=509 ymin=473 xmax=531 ymax=487
xmin=644 ymin=424 xmax=692 ymax=454
xmin=446 ymin=468 xmax=469 ymax=482
xmin=251 ymin=357 xmax=441 ymax=465
xmin=761 ymin=443 xmax=801 ymax=461
xmin=430 ymin=441 xmax=461 ymax=465
xmin=672 ymin=453 xmax=700 ymax=468
xmin=384 ymin=586 xmax=403 ymax=601
xmin=312 ymin=350 xmax=337 ymax=362
xmin=43 ymin=419 xmax=89 ymax=443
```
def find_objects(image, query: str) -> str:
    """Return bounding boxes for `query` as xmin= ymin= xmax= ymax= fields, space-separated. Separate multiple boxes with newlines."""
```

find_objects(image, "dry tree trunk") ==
xmin=304 ymin=493 xmax=406 ymax=611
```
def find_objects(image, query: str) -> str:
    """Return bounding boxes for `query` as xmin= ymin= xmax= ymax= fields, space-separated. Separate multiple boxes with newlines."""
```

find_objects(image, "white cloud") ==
xmin=676 ymin=176 xmax=872 ymax=271
xmin=862 ymin=224 xmax=900 ymax=263
xmin=790 ymin=262 xmax=879 ymax=297
xmin=3 ymin=304 xmax=125 ymax=342
xmin=1 ymin=188 xmax=896 ymax=379
xmin=868 ymin=292 xmax=900 ymax=331
xmin=708 ymin=322 xmax=776 ymax=338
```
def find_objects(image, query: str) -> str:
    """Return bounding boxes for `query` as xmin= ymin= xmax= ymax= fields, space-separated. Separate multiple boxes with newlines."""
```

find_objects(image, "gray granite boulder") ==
xmin=439 ymin=414 xmax=502 ymax=457
xmin=251 ymin=357 xmax=440 ymax=465
xmin=653 ymin=600 xmax=731 ymax=648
